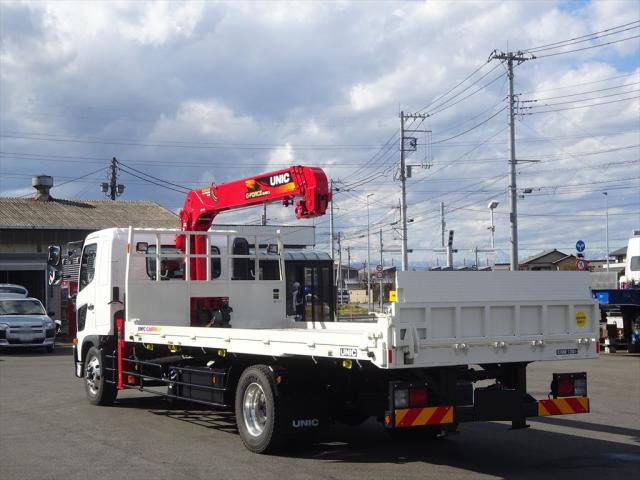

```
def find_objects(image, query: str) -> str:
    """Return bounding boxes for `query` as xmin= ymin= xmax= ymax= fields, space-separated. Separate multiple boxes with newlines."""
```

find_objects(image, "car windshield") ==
xmin=0 ymin=299 xmax=46 ymax=316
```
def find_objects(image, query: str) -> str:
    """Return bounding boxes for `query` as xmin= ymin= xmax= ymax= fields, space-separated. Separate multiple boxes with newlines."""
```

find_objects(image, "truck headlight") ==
xmin=0 ymin=323 xmax=8 ymax=329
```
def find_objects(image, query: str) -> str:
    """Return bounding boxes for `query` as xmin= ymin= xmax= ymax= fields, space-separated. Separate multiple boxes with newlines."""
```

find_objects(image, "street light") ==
xmin=488 ymin=200 xmax=499 ymax=248
xmin=366 ymin=194 xmax=374 ymax=312
xmin=603 ymin=192 xmax=609 ymax=271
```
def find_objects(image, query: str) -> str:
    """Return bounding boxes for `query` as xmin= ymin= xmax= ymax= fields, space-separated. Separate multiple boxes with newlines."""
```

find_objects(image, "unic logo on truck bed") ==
xmin=292 ymin=418 xmax=319 ymax=428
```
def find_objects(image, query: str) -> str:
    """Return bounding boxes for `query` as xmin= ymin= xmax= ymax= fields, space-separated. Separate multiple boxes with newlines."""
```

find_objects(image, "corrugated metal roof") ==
xmin=610 ymin=246 xmax=627 ymax=257
xmin=283 ymin=251 xmax=331 ymax=261
xmin=0 ymin=197 xmax=178 ymax=230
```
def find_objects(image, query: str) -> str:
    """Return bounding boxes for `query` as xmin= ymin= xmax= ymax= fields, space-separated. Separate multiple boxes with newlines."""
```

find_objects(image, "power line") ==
xmin=521 ymin=81 xmax=640 ymax=102
xmin=522 ymin=21 xmax=640 ymax=53
xmin=0 ymin=131 xmax=391 ymax=151
xmin=117 ymin=160 xmax=191 ymax=192
xmin=15 ymin=166 xmax=107 ymax=198
xmin=416 ymin=60 xmax=495 ymax=113
xmin=421 ymin=63 xmax=505 ymax=116
xmin=117 ymin=165 xmax=188 ymax=194
xmin=518 ymin=72 xmax=639 ymax=95
xmin=535 ymin=34 xmax=640 ymax=59
xmin=431 ymin=107 xmax=506 ymax=144
xmin=523 ymin=89 xmax=640 ymax=107
xmin=524 ymin=95 xmax=640 ymax=114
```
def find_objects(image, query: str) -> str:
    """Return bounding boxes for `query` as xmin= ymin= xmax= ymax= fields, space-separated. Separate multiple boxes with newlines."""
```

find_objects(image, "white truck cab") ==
xmin=619 ymin=234 xmax=640 ymax=288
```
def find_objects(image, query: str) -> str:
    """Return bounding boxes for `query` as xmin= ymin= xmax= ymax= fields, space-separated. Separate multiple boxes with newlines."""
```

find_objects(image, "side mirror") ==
xmin=48 ymin=266 xmax=62 ymax=286
xmin=47 ymin=245 xmax=61 ymax=266
xmin=48 ymin=311 xmax=55 ymax=317
xmin=136 ymin=242 xmax=149 ymax=253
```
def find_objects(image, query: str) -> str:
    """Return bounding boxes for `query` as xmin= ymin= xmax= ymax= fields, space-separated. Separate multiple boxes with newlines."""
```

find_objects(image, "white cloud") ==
xmin=0 ymin=0 xmax=638 ymax=265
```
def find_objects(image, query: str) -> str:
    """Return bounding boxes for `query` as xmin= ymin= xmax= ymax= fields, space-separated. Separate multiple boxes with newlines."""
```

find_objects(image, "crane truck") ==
xmin=47 ymin=165 xmax=598 ymax=454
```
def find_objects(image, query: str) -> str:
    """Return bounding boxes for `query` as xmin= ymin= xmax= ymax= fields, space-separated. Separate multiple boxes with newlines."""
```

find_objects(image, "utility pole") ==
xmin=329 ymin=179 xmax=336 ymax=290
xmin=489 ymin=50 xmax=533 ymax=271
xmin=440 ymin=201 xmax=446 ymax=247
xmin=109 ymin=157 xmax=118 ymax=200
xmin=399 ymin=111 xmax=430 ymax=271
xmin=329 ymin=179 xmax=335 ymax=262
xmin=447 ymin=230 xmax=454 ymax=268
xmin=366 ymin=193 xmax=373 ymax=312
xmin=604 ymin=192 xmax=610 ymax=271
xmin=337 ymin=232 xmax=342 ymax=304
xmin=262 ymin=204 xmax=267 ymax=225
xmin=101 ymin=157 xmax=125 ymax=200
xmin=379 ymin=228 xmax=383 ymax=312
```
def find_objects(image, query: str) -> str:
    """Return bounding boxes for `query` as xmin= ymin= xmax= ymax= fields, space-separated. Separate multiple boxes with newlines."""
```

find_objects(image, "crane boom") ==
xmin=176 ymin=165 xmax=331 ymax=280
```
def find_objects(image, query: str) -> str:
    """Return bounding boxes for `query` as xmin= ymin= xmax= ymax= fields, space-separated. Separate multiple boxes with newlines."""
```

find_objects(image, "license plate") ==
xmin=19 ymin=335 xmax=35 ymax=343
xmin=556 ymin=348 xmax=578 ymax=356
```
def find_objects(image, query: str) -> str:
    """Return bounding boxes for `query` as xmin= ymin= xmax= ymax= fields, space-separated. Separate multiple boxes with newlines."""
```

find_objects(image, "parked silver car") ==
xmin=0 ymin=284 xmax=29 ymax=299
xmin=0 ymin=298 xmax=56 ymax=352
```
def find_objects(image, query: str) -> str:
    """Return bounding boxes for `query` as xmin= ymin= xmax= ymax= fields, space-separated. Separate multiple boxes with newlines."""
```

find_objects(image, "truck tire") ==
xmin=84 ymin=346 xmax=117 ymax=406
xmin=235 ymin=365 xmax=284 ymax=454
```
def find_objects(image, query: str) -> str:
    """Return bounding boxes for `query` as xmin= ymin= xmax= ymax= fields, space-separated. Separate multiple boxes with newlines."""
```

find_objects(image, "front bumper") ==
xmin=73 ymin=344 xmax=83 ymax=377
xmin=0 ymin=337 xmax=55 ymax=348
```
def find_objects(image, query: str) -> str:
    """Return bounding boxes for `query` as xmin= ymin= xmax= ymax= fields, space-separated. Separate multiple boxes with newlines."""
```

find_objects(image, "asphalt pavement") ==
xmin=0 ymin=346 xmax=638 ymax=480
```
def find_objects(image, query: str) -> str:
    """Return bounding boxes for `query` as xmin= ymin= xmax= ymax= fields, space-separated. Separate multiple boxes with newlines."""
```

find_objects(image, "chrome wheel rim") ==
xmin=243 ymin=382 xmax=267 ymax=437
xmin=85 ymin=355 xmax=101 ymax=396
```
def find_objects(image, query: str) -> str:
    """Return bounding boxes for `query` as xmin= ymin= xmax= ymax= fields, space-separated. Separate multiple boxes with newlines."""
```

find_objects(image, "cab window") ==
xmin=79 ymin=243 xmax=97 ymax=292
xmin=146 ymin=246 xmax=185 ymax=280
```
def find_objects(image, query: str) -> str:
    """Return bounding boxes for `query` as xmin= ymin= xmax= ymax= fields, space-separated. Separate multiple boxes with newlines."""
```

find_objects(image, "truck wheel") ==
xmin=235 ymin=365 xmax=283 ymax=454
xmin=84 ymin=346 xmax=117 ymax=405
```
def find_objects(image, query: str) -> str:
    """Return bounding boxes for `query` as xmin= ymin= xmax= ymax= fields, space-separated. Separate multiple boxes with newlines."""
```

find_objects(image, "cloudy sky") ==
xmin=1 ymin=0 xmax=639 ymax=267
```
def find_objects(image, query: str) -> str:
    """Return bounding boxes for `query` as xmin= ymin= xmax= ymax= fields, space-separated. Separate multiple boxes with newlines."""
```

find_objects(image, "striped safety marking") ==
xmin=394 ymin=406 xmax=454 ymax=428
xmin=538 ymin=397 xmax=589 ymax=416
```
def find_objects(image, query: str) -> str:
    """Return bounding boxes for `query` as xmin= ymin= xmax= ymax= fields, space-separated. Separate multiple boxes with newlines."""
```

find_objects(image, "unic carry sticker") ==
xmin=575 ymin=311 xmax=587 ymax=328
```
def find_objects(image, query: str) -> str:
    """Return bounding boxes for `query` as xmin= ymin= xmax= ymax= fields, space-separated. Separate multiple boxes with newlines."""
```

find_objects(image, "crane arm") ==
xmin=176 ymin=166 xmax=331 ymax=279
xmin=178 ymin=165 xmax=330 ymax=234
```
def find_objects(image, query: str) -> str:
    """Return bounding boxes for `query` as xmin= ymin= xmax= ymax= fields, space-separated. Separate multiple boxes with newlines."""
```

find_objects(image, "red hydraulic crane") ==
xmin=176 ymin=166 xmax=331 ymax=280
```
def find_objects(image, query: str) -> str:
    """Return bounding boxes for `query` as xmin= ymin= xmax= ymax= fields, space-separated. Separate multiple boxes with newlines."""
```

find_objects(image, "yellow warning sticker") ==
xmin=389 ymin=290 xmax=397 ymax=302
xmin=575 ymin=311 xmax=587 ymax=327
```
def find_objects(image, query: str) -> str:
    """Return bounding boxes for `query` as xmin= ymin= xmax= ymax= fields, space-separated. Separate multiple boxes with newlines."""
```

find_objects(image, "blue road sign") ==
xmin=576 ymin=240 xmax=585 ymax=252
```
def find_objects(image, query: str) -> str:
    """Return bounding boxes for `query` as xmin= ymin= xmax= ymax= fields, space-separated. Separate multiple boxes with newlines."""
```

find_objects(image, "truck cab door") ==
xmin=76 ymin=242 xmax=98 ymax=340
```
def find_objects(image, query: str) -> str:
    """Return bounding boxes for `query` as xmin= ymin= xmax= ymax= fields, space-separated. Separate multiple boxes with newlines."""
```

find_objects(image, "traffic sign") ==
xmin=576 ymin=240 xmax=585 ymax=253
xmin=576 ymin=259 xmax=588 ymax=271
xmin=376 ymin=264 xmax=383 ymax=272
xmin=376 ymin=271 xmax=383 ymax=279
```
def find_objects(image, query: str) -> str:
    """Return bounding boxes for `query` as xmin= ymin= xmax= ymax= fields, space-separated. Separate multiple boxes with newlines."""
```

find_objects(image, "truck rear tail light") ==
xmin=409 ymin=387 xmax=428 ymax=407
xmin=573 ymin=378 xmax=587 ymax=397
xmin=557 ymin=379 xmax=573 ymax=397
xmin=551 ymin=372 xmax=587 ymax=398
xmin=394 ymin=389 xmax=409 ymax=409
